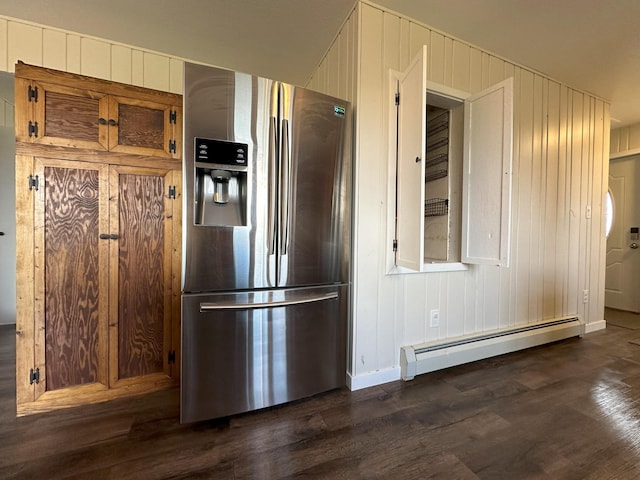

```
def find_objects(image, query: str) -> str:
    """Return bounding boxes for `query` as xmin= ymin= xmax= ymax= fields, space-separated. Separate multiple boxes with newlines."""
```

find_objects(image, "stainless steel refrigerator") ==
xmin=181 ymin=62 xmax=352 ymax=423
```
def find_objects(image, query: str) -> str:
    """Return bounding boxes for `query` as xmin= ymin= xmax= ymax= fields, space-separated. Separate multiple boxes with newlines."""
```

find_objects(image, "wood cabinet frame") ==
xmin=15 ymin=62 xmax=182 ymax=159
xmin=14 ymin=64 xmax=182 ymax=416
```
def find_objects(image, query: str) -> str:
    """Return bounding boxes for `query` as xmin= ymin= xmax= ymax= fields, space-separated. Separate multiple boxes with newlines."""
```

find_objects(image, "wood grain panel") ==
xmin=169 ymin=169 xmax=182 ymax=380
xmin=15 ymin=154 xmax=35 ymax=406
xmin=43 ymin=90 xmax=102 ymax=142
xmin=116 ymin=170 xmax=165 ymax=380
xmin=16 ymin=142 xmax=181 ymax=169
xmin=43 ymin=165 xmax=101 ymax=390
xmin=15 ymin=59 xmax=182 ymax=414
xmin=116 ymin=103 xmax=164 ymax=150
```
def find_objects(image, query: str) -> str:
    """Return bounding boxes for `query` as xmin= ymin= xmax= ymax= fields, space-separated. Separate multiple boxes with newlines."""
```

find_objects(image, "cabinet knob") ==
xmin=415 ymin=156 xmax=421 ymax=163
xmin=108 ymin=119 xmax=118 ymax=126
xmin=0 ymin=232 xmax=5 ymax=236
xmin=99 ymin=233 xmax=118 ymax=240
xmin=98 ymin=118 xmax=107 ymax=125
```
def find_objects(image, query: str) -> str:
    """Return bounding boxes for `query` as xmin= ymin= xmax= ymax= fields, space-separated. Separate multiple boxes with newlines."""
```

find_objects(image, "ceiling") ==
xmin=2 ymin=0 xmax=639 ymax=127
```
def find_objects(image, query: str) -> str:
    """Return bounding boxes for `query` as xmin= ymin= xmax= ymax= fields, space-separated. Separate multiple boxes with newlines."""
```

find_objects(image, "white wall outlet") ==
xmin=585 ymin=205 xmax=592 ymax=219
xmin=430 ymin=309 xmax=440 ymax=327
xmin=583 ymin=289 xmax=589 ymax=304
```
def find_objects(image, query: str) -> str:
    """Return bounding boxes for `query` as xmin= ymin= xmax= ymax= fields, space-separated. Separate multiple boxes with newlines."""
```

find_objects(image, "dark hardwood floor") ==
xmin=3 ymin=321 xmax=640 ymax=479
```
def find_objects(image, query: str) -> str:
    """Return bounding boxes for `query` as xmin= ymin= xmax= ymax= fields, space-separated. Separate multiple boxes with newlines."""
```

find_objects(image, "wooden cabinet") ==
xmin=15 ymin=63 xmax=182 ymax=416
xmin=15 ymin=64 xmax=181 ymax=159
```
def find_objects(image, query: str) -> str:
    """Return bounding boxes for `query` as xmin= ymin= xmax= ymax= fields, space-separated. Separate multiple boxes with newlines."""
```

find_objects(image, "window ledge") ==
xmin=388 ymin=262 xmax=469 ymax=275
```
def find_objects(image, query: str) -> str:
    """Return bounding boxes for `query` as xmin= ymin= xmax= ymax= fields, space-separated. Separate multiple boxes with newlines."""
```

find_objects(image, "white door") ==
xmin=0 ymin=71 xmax=16 ymax=325
xmin=395 ymin=46 xmax=427 ymax=271
xmin=606 ymin=155 xmax=640 ymax=312
xmin=462 ymin=78 xmax=513 ymax=267
xmin=394 ymin=48 xmax=513 ymax=271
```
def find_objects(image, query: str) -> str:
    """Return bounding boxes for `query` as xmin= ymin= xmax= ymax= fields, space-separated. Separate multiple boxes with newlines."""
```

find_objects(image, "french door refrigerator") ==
xmin=181 ymin=62 xmax=352 ymax=423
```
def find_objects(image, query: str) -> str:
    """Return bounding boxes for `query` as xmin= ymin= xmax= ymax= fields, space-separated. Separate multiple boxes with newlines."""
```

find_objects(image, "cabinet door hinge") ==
xmin=29 ymin=367 xmax=40 ymax=385
xmin=168 ymin=185 xmax=177 ymax=199
xmin=395 ymin=92 xmax=400 ymax=106
xmin=28 ymin=121 xmax=39 ymax=138
xmin=393 ymin=239 xmax=398 ymax=251
xmin=169 ymin=110 xmax=177 ymax=124
xmin=28 ymin=174 xmax=39 ymax=191
xmin=168 ymin=350 xmax=176 ymax=364
xmin=169 ymin=139 xmax=177 ymax=154
xmin=28 ymin=85 xmax=38 ymax=103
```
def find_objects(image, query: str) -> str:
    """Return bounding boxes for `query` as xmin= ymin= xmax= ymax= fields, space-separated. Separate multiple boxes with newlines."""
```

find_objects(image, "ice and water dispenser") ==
xmin=194 ymin=137 xmax=248 ymax=227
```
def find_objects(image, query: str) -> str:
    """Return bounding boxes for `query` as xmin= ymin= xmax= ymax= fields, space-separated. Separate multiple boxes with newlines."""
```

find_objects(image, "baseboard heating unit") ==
xmin=400 ymin=317 xmax=583 ymax=381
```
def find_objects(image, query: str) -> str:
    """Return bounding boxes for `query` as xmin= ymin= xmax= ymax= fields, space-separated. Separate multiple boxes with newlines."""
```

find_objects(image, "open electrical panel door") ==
xmin=394 ymin=45 xmax=513 ymax=271
xmin=461 ymin=78 xmax=513 ymax=266
xmin=395 ymin=47 xmax=427 ymax=271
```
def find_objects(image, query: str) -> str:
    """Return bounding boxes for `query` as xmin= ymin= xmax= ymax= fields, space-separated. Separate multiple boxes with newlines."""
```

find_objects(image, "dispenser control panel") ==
xmin=195 ymin=138 xmax=248 ymax=166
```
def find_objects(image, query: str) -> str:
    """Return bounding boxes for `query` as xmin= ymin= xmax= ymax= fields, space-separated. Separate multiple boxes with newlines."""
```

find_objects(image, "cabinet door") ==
xmin=108 ymin=96 xmax=181 ymax=159
xmin=33 ymin=157 xmax=110 ymax=401
xmin=15 ymin=78 xmax=180 ymax=158
xmin=462 ymin=78 xmax=513 ymax=266
xmin=109 ymin=165 xmax=176 ymax=387
xmin=396 ymin=46 xmax=427 ymax=271
xmin=29 ymin=82 xmax=110 ymax=150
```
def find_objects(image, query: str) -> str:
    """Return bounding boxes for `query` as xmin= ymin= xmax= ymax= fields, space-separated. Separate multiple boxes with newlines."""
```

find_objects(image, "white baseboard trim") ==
xmin=584 ymin=320 xmax=606 ymax=334
xmin=347 ymin=366 xmax=401 ymax=391
xmin=400 ymin=317 xmax=583 ymax=381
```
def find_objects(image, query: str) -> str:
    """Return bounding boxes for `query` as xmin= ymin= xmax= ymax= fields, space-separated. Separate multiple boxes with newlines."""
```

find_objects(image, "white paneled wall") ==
xmin=0 ymin=15 xmax=183 ymax=94
xmin=309 ymin=1 xmax=609 ymax=387
xmin=0 ymin=98 xmax=12 ymax=127
xmin=611 ymin=123 xmax=640 ymax=158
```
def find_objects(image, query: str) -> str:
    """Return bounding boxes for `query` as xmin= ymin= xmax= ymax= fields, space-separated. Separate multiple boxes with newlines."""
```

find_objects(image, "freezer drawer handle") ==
xmin=199 ymin=292 xmax=338 ymax=311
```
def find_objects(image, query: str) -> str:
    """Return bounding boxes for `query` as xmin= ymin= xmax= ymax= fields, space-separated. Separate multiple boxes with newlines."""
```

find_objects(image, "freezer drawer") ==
xmin=180 ymin=285 xmax=348 ymax=423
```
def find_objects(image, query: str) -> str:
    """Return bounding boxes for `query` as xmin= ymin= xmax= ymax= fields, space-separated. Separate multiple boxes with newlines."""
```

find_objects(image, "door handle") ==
xmin=631 ymin=243 xmax=639 ymax=249
xmin=99 ymin=233 xmax=118 ymax=240
xmin=199 ymin=292 xmax=338 ymax=311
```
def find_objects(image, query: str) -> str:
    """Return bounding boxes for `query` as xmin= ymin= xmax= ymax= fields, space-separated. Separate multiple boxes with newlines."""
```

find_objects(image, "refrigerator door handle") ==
xmin=267 ymin=82 xmax=279 ymax=255
xmin=280 ymin=117 xmax=291 ymax=256
xmin=199 ymin=291 xmax=338 ymax=311
xmin=268 ymin=117 xmax=278 ymax=255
